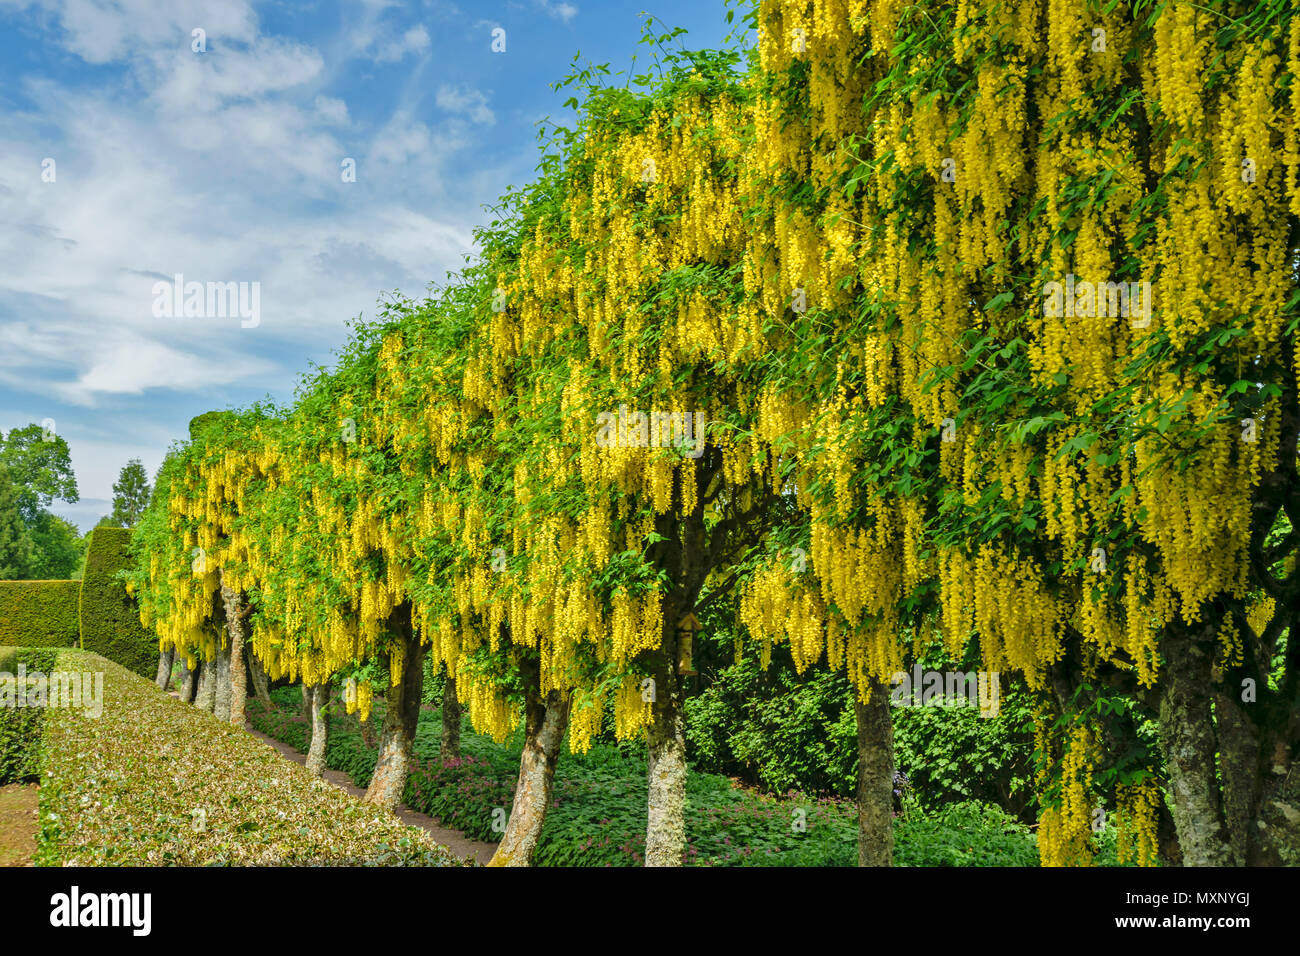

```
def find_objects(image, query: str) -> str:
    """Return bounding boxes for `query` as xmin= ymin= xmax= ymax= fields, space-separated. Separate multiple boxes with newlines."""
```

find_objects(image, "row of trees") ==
xmin=130 ymin=0 xmax=1300 ymax=866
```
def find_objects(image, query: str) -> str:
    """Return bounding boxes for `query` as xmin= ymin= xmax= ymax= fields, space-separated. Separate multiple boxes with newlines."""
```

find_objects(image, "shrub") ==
xmin=892 ymin=681 xmax=1037 ymax=820
xmin=0 ymin=579 xmax=80 ymax=647
xmin=0 ymin=646 xmax=58 ymax=784
xmin=684 ymin=650 xmax=858 ymax=797
xmin=249 ymin=689 xmax=1059 ymax=867
xmin=0 ymin=703 xmax=42 ymax=784
xmin=35 ymin=649 xmax=464 ymax=866
xmin=78 ymin=527 xmax=154 ymax=677
xmin=682 ymin=634 xmax=1038 ymax=815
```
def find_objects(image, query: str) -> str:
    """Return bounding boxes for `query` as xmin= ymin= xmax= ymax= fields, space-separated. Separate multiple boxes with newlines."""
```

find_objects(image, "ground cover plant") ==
xmin=35 ymin=651 xmax=464 ymax=866
xmin=249 ymin=685 xmax=1131 ymax=867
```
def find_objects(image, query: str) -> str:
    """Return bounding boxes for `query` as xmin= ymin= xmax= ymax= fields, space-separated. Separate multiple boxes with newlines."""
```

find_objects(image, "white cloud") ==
xmin=435 ymin=84 xmax=494 ymax=125
xmin=535 ymin=0 xmax=577 ymax=23
xmin=314 ymin=94 xmax=349 ymax=125
xmin=373 ymin=24 xmax=431 ymax=63
xmin=0 ymin=0 xmax=535 ymax=501
xmin=54 ymin=338 xmax=278 ymax=405
xmin=16 ymin=0 xmax=259 ymax=65
xmin=149 ymin=37 xmax=325 ymax=113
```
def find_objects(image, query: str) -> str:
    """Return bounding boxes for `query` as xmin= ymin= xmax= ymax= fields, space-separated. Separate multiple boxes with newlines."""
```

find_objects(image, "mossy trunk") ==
xmin=248 ymin=652 xmax=272 ymax=705
xmin=220 ymin=574 xmax=247 ymax=726
xmin=1158 ymin=621 xmax=1237 ymax=866
xmin=441 ymin=675 xmax=462 ymax=763
xmin=363 ymin=604 xmax=425 ymax=810
xmin=177 ymin=658 xmax=195 ymax=703
xmin=645 ymin=620 xmax=687 ymax=867
xmin=213 ymin=640 xmax=232 ymax=722
xmin=306 ymin=681 xmax=330 ymax=777
xmin=155 ymin=647 xmax=174 ymax=691
xmin=488 ymin=660 xmax=568 ymax=866
xmin=1214 ymin=686 xmax=1300 ymax=866
xmin=854 ymin=675 xmax=895 ymax=866
xmin=194 ymin=659 xmax=216 ymax=713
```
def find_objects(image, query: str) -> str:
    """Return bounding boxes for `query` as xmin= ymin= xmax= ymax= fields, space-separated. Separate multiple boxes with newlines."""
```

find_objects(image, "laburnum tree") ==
xmin=356 ymin=53 xmax=789 ymax=865
xmin=744 ymin=0 xmax=1300 ymax=866
xmin=128 ymin=410 xmax=267 ymax=724
xmin=262 ymin=336 xmax=436 ymax=798
xmin=477 ymin=50 xmax=835 ymax=866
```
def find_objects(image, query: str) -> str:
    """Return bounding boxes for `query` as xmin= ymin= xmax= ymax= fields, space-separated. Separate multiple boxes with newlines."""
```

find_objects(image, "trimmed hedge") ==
xmin=0 ymin=647 xmax=58 ymax=784
xmin=78 ymin=527 xmax=154 ymax=678
xmin=0 ymin=580 xmax=80 ymax=648
xmin=37 ymin=650 xmax=463 ymax=866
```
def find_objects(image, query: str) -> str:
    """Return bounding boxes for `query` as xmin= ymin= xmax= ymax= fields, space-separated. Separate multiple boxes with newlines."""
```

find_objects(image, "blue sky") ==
xmin=0 ymin=0 xmax=746 ymax=530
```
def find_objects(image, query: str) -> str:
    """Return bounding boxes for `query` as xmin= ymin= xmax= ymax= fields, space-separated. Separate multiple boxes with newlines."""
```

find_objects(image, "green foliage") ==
xmin=893 ymin=802 xmax=1039 ymax=866
xmin=0 ymin=647 xmax=52 ymax=784
xmin=0 ymin=424 xmax=78 ymax=524
xmin=78 ymin=527 xmax=154 ymax=677
xmin=250 ymin=687 xmax=1056 ymax=867
xmin=188 ymin=410 xmax=237 ymax=441
xmin=109 ymin=459 xmax=152 ymax=528
xmin=25 ymin=512 xmax=85 ymax=580
xmin=0 ymin=469 xmax=34 ymax=578
xmin=0 ymin=580 xmax=80 ymax=647
xmin=684 ymin=648 xmax=858 ymax=797
xmin=681 ymin=632 xmax=1038 ymax=813
xmin=892 ymin=680 xmax=1037 ymax=818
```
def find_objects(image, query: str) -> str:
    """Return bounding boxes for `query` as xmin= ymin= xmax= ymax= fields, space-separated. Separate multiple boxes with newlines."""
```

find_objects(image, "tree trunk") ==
xmin=441 ymin=675 xmax=462 ymax=763
xmin=220 ymin=575 xmax=247 ymax=726
xmin=488 ymin=660 xmax=569 ymax=866
xmin=248 ymin=652 xmax=272 ymax=704
xmin=854 ymin=675 xmax=895 ymax=866
xmin=306 ymin=681 xmax=330 ymax=776
xmin=1213 ymin=668 xmax=1300 ymax=865
xmin=194 ymin=659 xmax=216 ymax=713
xmin=1157 ymin=622 xmax=1237 ymax=865
xmin=645 ymin=631 xmax=687 ymax=867
xmin=357 ymin=702 xmax=378 ymax=749
xmin=155 ymin=647 xmax=175 ymax=691
xmin=177 ymin=657 xmax=195 ymax=703
xmin=300 ymin=682 xmax=311 ymax=717
xmin=363 ymin=605 xmax=425 ymax=810
xmin=213 ymin=639 xmax=232 ymax=721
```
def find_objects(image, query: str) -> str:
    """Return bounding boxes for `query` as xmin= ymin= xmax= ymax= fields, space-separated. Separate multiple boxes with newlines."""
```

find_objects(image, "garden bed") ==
xmin=249 ymin=688 xmax=1073 ymax=866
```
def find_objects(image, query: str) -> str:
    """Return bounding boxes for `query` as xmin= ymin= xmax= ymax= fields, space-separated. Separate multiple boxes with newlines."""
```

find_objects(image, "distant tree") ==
xmin=0 ymin=424 xmax=79 ymax=522
xmin=0 ymin=469 xmax=34 ymax=579
xmin=26 ymin=511 xmax=85 ymax=579
xmin=110 ymin=459 xmax=151 ymax=528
